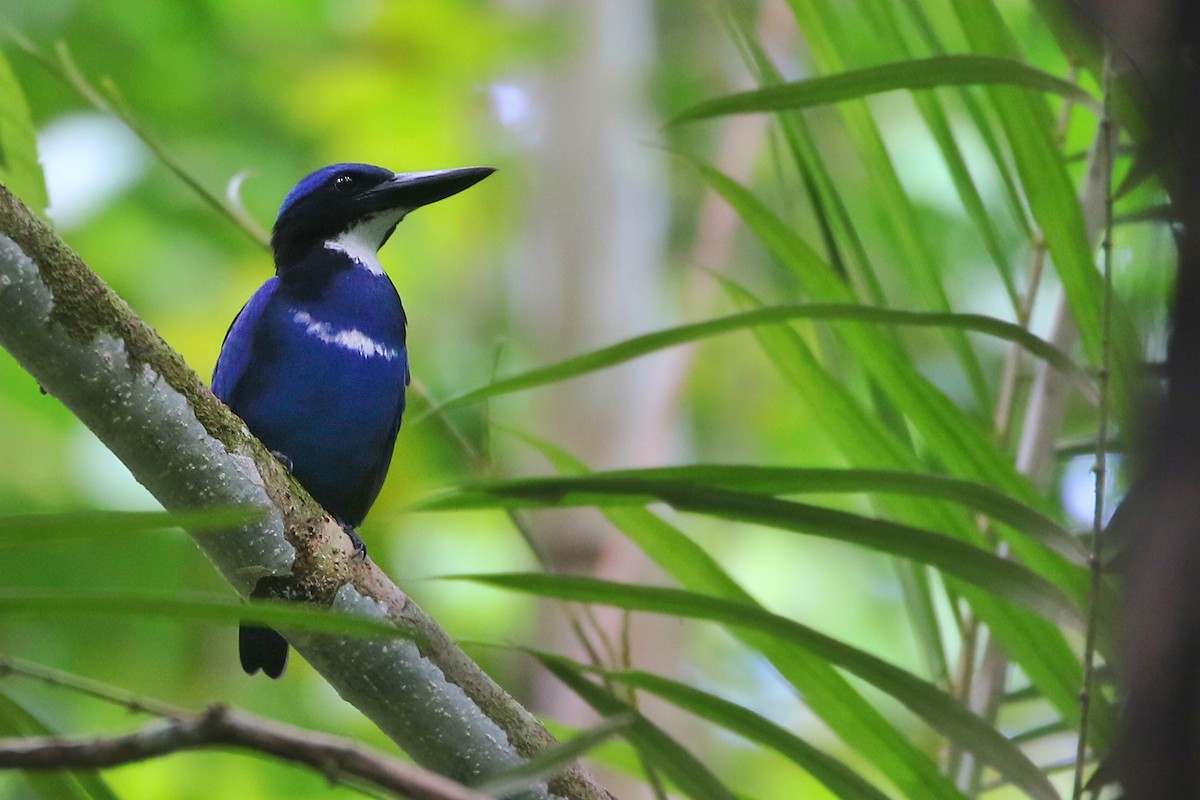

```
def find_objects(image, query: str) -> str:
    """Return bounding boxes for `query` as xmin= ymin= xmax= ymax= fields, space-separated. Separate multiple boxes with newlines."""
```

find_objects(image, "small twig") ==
xmin=993 ymin=230 xmax=1048 ymax=444
xmin=224 ymin=170 xmax=273 ymax=246
xmin=407 ymin=379 xmax=487 ymax=473
xmin=619 ymin=609 xmax=633 ymax=673
xmin=507 ymin=509 xmax=619 ymax=672
xmin=0 ymin=656 xmax=490 ymax=798
xmin=2 ymin=30 xmax=269 ymax=249
xmin=991 ymin=67 xmax=1078 ymax=446
xmin=404 ymin=382 xmax=618 ymax=675
xmin=983 ymin=751 xmax=1096 ymax=791
xmin=0 ymin=705 xmax=491 ymax=800
xmin=1073 ymin=49 xmax=1116 ymax=800
xmin=637 ymin=750 xmax=670 ymax=800
xmin=944 ymin=612 xmax=975 ymax=778
xmin=948 ymin=59 xmax=1082 ymax=788
xmin=0 ymin=654 xmax=186 ymax=718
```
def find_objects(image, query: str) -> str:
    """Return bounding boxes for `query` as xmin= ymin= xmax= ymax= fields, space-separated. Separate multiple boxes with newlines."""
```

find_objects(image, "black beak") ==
xmin=365 ymin=167 xmax=495 ymax=212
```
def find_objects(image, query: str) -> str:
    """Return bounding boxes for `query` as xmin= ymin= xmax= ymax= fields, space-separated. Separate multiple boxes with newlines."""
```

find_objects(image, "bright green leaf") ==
xmin=429 ymin=480 xmax=1083 ymax=629
xmin=590 ymin=667 xmax=894 ymax=800
xmin=0 ymin=590 xmax=408 ymax=639
xmin=417 ymin=465 xmax=1087 ymax=564
xmin=465 ymin=576 xmax=1058 ymax=800
xmin=508 ymin=431 xmax=967 ymax=800
xmin=474 ymin=713 xmax=634 ymax=797
xmin=669 ymin=55 xmax=1098 ymax=125
xmin=422 ymin=304 xmax=1083 ymax=420
xmin=0 ymin=48 xmax=48 ymax=214
xmin=535 ymin=653 xmax=739 ymax=800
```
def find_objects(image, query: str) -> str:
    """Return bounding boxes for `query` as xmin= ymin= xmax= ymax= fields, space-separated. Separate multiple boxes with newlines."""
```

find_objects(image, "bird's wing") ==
xmin=353 ymin=359 xmax=409 ymax=522
xmin=212 ymin=279 xmax=279 ymax=402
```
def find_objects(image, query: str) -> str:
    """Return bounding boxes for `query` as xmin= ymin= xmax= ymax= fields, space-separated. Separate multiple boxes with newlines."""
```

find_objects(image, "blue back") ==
xmin=213 ymin=252 xmax=409 ymax=526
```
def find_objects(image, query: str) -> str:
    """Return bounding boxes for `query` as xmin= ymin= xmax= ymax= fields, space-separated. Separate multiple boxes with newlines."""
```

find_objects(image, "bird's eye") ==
xmin=333 ymin=174 xmax=358 ymax=193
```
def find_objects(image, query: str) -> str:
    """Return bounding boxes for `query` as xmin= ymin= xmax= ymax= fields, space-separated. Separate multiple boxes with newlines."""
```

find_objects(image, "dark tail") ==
xmin=239 ymin=624 xmax=288 ymax=678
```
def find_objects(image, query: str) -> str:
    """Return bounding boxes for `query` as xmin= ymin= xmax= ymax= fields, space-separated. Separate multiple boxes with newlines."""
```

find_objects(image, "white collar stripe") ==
xmin=323 ymin=210 xmax=406 ymax=276
xmin=325 ymin=231 xmax=385 ymax=276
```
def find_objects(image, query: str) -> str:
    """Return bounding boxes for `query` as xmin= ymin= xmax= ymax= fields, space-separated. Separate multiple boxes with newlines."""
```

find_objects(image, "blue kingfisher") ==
xmin=212 ymin=163 xmax=493 ymax=677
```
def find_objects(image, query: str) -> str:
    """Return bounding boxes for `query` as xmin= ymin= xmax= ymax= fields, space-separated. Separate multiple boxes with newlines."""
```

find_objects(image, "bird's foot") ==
xmin=340 ymin=522 xmax=367 ymax=560
xmin=270 ymin=450 xmax=294 ymax=472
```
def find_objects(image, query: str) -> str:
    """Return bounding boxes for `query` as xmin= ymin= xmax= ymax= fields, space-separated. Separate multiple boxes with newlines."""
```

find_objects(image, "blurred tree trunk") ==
xmin=513 ymin=0 xmax=681 ymax=729
xmin=1069 ymin=1 xmax=1200 ymax=797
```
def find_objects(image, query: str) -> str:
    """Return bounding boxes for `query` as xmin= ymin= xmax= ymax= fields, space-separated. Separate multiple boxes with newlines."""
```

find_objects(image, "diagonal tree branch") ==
xmin=0 ymin=705 xmax=491 ymax=800
xmin=0 ymin=181 xmax=611 ymax=800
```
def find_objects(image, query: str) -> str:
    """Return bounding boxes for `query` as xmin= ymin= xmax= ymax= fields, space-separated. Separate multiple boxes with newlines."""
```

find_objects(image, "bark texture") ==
xmin=0 ymin=182 xmax=611 ymax=800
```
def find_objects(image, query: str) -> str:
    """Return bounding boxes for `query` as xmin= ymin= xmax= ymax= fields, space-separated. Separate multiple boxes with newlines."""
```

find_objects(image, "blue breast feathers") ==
xmin=212 ymin=264 xmax=408 ymax=527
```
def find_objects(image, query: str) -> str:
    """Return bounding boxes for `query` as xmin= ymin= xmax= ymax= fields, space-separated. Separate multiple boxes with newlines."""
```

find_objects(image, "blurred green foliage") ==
xmin=0 ymin=2 xmax=566 ymax=797
xmin=0 ymin=1 xmax=1174 ymax=798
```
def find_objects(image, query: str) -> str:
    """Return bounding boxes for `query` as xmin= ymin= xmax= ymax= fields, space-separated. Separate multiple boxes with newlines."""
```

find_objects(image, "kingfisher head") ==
xmin=271 ymin=162 xmax=494 ymax=270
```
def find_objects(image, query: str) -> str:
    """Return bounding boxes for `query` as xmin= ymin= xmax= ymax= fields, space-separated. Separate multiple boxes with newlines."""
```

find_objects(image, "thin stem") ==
xmin=0 ymin=654 xmax=186 ymax=718
xmin=951 ymin=62 xmax=1081 ymax=787
xmin=3 ymin=31 xmax=270 ymax=249
xmin=619 ymin=609 xmax=633 ymax=671
xmin=639 ymin=751 xmax=671 ymax=800
xmin=943 ymin=611 xmax=976 ymax=777
xmin=994 ymin=63 xmax=1078 ymax=446
xmin=993 ymin=232 xmax=1049 ymax=444
xmin=507 ymin=509 xmax=621 ymax=672
xmin=1072 ymin=50 xmax=1115 ymax=800
xmin=406 ymin=380 xmax=619 ymax=674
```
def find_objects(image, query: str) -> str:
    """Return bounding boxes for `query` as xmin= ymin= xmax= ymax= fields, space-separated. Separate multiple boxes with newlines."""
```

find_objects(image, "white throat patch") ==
xmin=324 ymin=210 xmax=407 ymax=276
xmin=292 ymin=310 xmax=399 ymax=360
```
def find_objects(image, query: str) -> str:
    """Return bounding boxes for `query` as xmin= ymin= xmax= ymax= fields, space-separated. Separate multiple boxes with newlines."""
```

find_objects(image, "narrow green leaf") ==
xmin=717 ymin=4 xmax=873 ymax=290
xmin=946 ymin=2 xmax=1129 ymax=753
xmin=908 ymin=89 xmax=1021 ymax=308
xmin=893 ymin=0 xmax=1033 ymax=236
xmin=777 ymin=0 xmax=1022 ymax=402
xmin=722 ymin=279 xmax=1104 ymax=744
xmin=0 ymin=48 xmax=48 ymax=214
xmin=422 ymin=304 xmax=1082 ymax=419
xmin=669 ymin=55 xmax=1098 ymax=124
xmin=535 ymin=654 xmax=739 ymax=800
xmin=697 ymin=167 xmax=1027 ymax=514
xmin=474 ymin=713 xmax=635 ymax=797
xmin=712 ymin=205 xmax=1094 ymax=594
xmin=1010 ymin=719 xmax=1072 ymax=745
xmin=0 ymin=690 xmax=121 ymax=800
xmin=417 ymin=465 xmax=1087 ymax=564
xmin=0 ymin=590 xmax=407 ymax=639
xmin=894 ymin=561 xmax=951 ymax=690
xmin=430 ymin=479 xmax=1083 ymax=628
xmin=510 ymin=431 xmax=967 ymax=800
xmin=711 ymin=18 xmax=995 ymax=408
xmin=854 ymin=0 xmax=1025 ymax=306
xmin=465 ymin=576 xmax=1058 ymax=800
xmin=949 ymin=0 xmax=1139 ymax=429
xmin=594 ymin=667 xmax=892 ymax=800
xmin=0 ymin=507 xmax=267 ymax=544
xmin=539 ymin=719 xmax=645 ymax=786
xmin=703 ymin=0 xmax=1119 ymax=741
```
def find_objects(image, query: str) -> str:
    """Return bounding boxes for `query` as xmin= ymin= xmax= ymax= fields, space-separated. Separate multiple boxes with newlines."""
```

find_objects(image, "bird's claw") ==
xmin=270 ymin=450 xmax=294 ymax=472
xmin=341 ymin=523 xmax=367 ymax=560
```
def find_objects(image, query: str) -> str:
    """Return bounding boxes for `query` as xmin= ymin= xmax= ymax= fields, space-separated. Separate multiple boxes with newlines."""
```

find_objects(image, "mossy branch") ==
xmin=0 ymin=181 xmax=611 ymax=800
